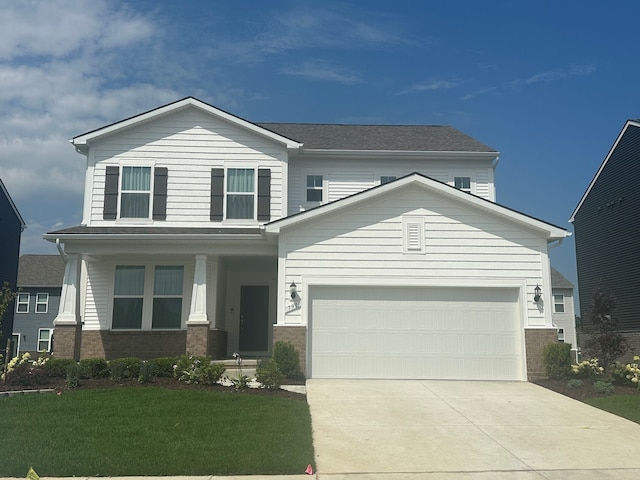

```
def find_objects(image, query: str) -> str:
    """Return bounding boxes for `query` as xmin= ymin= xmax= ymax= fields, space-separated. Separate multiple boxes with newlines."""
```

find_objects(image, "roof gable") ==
xmin=71 ymin=97 xmax=302 ymax=152
xmin=551 ymin=266 xmax=574 ymax=289
xmin=266 ymin=173 xmax=568 ymax=239
xmin=0 ymin=177 xmax=26 ymax=229
xmin=570 ymin=119 xmax=640 ymax=222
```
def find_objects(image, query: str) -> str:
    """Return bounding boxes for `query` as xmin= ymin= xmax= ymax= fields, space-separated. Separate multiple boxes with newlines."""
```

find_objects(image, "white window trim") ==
xmin=305 ymin=173 xmax=325 ymax=204
xmin=116 ymin=163 xmax=155 ymax=222
xmin=36 ymin=292 xmax=49 ymax=313
xmin=11 ymin=333 xmax=20 ymax=357
xmin=553 ymin=294 xmax=565 ymax=313
xmin=16 ymin=292 xmax=29 ymax=313
xmin=454 ymin=176 xmax=473 ymax=193
xmin=557 ymin=328 xmax=565 ymax=342
xmin=37 ymin=328 xmax=53 ymax=353
xmin=402 ymin=216 xmax=425 ymax=254
xmin=109 ymin=262 xmax=190 ymax=331
xmin=224 ymin=166 xmax=258 ymax=222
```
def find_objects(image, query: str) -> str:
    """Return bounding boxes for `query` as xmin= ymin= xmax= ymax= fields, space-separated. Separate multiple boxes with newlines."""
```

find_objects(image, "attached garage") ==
xmin=308 ymin=286 xmax=525 ymax=381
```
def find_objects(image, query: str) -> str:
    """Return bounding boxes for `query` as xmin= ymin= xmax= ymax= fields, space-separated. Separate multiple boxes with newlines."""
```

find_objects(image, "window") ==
xmin=120 ymin=166 xmax=151 ymax=218
xmin=557 ymin=328 xmax=565 ymax=343
xmin=553 ymin=294 xmax=565 ymax=313
xmin=16 ymin=293 xmax=29 ymax=313
xmin=113 ymin=266 xmax=145 ymax=329
xmin=112 ymin=265 xmax=185 ymax=330
xmin=152 ymin=266 xmax=184 ymax=329
xmin=38 ymin=329 xmax=53 ymax=352
xmin=380 ymin=176 xmax=396 ymax=185
xmin=306 ymin=175 xmax=323 ymax=202
xmin=454 ymin=176 xmax=471 ymax=192
xmin=35 ymin=293 xmax=49 ymax=313
xmin=11 ymin=334 xmax=20 ymax=357
xmin=227 ymin=168 xmax=255 ymax=219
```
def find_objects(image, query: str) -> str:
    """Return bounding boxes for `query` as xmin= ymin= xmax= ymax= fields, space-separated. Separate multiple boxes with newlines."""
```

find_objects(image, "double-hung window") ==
xmin=38 ymin=329 xmax=53 ymax=352
xmin=553 ymin=294 xmax=565 ymax=313
xmin=380 ymin=176 xmax=396 ymax=185
xmin=120 ymin=166 xmax=152 ymax=218
xmin=454 ymin=176 xmax=471 ymax=193
xmin=113 ymin=266 xmax=145 ymax=329
xmin=226 ymin=168 xmax=255 ymax=219
xmin=11 ymin=334 xmax=20 ymax=357
xmin=306 ymin=175 xmax=323 ymax=202
xmin=152 ymin=266 xmax=184 ymax=329
xmin=36 ymin=293 xmax=49 ymax=313
xmin=16 ymin=293 xmax=29 ymax=313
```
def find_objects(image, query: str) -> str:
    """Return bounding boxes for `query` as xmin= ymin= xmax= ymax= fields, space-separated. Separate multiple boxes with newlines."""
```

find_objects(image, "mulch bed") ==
xmin=534 ymin=378 xmax=640 ymax=401
xmin=0 ymin=376 xmax=307 ymax=400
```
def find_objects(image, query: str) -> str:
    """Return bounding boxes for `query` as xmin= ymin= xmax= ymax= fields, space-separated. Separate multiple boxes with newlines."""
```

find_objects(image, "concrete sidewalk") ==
xmin=306 ymin=379 xmax=640 ymax=479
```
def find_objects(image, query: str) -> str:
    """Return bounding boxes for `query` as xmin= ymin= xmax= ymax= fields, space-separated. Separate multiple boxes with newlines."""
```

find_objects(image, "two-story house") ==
xmin=570 ymin=119 xmax=640 ymax=356
xmin=0 ymin=177 xmax=25 ymax=356
xmin=13 ymin=255 xmax=65 ymax=356
xmin=550 ymin=266 xmax=577 ymax=361
xmin=45 ymin=97 xmax=569 ymax=380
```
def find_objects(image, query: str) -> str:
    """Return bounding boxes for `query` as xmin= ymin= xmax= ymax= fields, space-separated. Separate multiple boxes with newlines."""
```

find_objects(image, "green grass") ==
xmin=585 ymin=394 xmax=640 ymax=424
xmin=0 ymin=388 xmax=314 ymax=477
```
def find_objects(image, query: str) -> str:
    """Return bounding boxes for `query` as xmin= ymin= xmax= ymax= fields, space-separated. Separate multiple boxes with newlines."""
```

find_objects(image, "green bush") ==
xmin=174 ymin=355 xmax=218 ymax=384
xmin=65 ymin=362 xmax=82 ymax=389
xmin=256 ymin=359 xmax=283 ymax=389
xmin=567 ymin=378 xmax=584 ymax=389
xmin=79 ymin=358 xmax=109 ymax=379
xmin=148 ymin=356 xmax=178 ymax=377
xmin=542 ymin=342 xmax=572 ymax=379
xmin=138 ymin=361 xmax=156 ymax=384
xmin=108 ymin=357 xmax=142 ymax=381
xmin=43 ymin=358 xmax=77 ymax=378
xmin=199 ymin=362 xmax=226 ymax=385
xmin=593 ymin=380 xmax=615 ymax=395
xmin=273 ymin=341 xmax=301 ymax=378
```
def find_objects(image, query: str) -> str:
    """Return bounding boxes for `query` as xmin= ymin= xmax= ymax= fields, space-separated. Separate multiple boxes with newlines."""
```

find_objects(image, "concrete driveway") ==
xmin=306 ymin=379 xmax=640 ymax=479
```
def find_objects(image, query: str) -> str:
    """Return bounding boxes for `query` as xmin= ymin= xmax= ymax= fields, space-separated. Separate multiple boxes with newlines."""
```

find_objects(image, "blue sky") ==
xmin=1 ymin=0 xmax=639 ymax=311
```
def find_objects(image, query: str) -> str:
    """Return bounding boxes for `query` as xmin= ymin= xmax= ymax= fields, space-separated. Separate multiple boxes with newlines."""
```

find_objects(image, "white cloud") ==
xmin=399 ymin=80 xmax=459 ymax=95
xmin=281 ymin=60 xmax=360 ymax=84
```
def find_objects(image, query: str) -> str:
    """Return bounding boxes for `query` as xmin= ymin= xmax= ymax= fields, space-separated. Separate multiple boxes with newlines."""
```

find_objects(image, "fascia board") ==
xmin=43 ymin=232 xmax=268 ymax=243
xmin=570 ymin=120 xmax=640 ymax=223
xmin=71 ymin=97 xmax=302 ymax=150
xmin=298 ymin=149 xmax=499 ymax=161
xmin=266 ymin=173 xmax=568 ymax=239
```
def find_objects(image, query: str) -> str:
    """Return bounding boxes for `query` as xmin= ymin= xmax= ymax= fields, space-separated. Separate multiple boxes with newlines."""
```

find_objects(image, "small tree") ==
xmin=583 ymin=286 xmax=628 ymax=368
xmin=0 ymin=281 xmax=17 ymax=339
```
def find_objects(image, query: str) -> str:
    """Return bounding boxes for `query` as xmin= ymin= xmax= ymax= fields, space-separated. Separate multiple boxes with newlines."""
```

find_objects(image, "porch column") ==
xmin=186 ymin=255 xmax=209 ymax=356
xmin=53 ymin=254 xmax=81 ymax=359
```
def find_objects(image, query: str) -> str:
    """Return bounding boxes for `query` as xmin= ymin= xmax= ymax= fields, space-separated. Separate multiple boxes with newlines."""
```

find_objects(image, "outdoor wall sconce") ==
xmin=290 ymin=281 xmax=297 ymax=299
xmin=534 ymin=284 xmax=542 ymax=302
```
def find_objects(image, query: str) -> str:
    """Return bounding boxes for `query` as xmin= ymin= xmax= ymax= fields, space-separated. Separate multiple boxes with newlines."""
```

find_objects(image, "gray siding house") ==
xmin=13 ymin=255 xmax=65 ymax=356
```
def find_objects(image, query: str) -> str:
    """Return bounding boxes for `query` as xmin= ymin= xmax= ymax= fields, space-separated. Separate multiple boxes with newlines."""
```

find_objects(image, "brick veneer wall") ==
xmin=186 ymin=324 xmax=209 ymax=357
xmin=52 ymin=324 xmax=81 ymax=359
xmin=578 ymin=331 xmax=640 ymax=364
xmin=80 ymin=331 xmax=187 ymax=360
xmin=525 ymin=328 xmax=557 ymax=380
xmin=273 ymin=325 xmax=307 ymax=375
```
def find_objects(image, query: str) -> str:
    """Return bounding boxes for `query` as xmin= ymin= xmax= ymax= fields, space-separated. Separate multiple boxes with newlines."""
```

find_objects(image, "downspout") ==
xmin=55 ymin=238 xmax=67 ymax=263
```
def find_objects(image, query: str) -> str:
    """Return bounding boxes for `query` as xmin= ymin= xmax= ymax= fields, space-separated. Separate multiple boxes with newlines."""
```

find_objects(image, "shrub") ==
xmin=543 ymin=342 xmax=572 ymax=379
xmin=612 ymin=355 xmax=640 ymax=389
xmin=43 ymin=358 xmax=77 ymax=378
xmin=79 ymin=358 xmax=109 ymax=379
xmin=273 ymin=341 xmax=301 ymax=378
xmin=198 ymin=362 xmax=226 ymax=385
xmin=582 ymin=286 xmax=628 ymax=368
xmin=2 ymin=353 xmax=47 ymax=387
xmin=138 ymin=361 xmax=156 ymax=384
xmin=571 ymin=358 xmax=604 ymax=379
xmin=567 ymin=378 xmax=584 ymax=389
xmin=149 ymin=357 xmax=178 ymax=377
xmin=174 ymin=355 xmax=218 ymax=384
xmin=65 ymin=362 xmax=81 ymax=389
xmin=593 ymin=380 xmax=615 ymax=395
xmin=108 ymin=357 xmax=142 ymax=381
xmin=256 ymin=359 xmax=283 ymax=389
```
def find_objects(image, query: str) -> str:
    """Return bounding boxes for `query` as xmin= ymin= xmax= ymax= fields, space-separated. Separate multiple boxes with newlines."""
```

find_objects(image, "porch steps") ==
xmin=214 ymin=358 xmax=258 ymax=379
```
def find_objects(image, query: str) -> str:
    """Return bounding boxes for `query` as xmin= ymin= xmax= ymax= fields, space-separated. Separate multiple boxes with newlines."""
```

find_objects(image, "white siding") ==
xmin=280 ymin=186 xmax=546 ymax=327
xmin=87 ymin=107 xmax=287 ymax=226
xmin=83 ymin=260 xmax=110 ymax=330
xmin=552 ymin=287 xmax=577 ymax=350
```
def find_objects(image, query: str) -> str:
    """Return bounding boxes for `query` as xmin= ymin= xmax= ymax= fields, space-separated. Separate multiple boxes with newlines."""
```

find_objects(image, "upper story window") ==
xmin=35 ymin=293 xmax=49 ymax=313
xmin=306 ymin=175 xmax=323 ymax=202
xmin=121 ymin=166 xmax=151 ymax=218
xmin=16 ymin=293 xmax=29 ymax=313
xmin=553 ymin=294 xmax=565 ymax=313
xmin=226 ymin=168 xmax=255 ymax=219
xmin=380 ymin=176 xmax=396 ymax=185
xmin=454 ymin=177 xmax=471 ymax=193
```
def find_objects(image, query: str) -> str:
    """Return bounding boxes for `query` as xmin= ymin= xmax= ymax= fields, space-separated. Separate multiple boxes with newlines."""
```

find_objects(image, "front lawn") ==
xmin=0 ymin=387 xmax=314 ymax=477
xmin=585 ymin=395 xmax=640 ymax=424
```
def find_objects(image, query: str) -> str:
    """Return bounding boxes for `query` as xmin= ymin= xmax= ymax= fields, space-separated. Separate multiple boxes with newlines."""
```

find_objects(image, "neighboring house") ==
xmin=13 ymin=255 xmax=65 ymax=356
xmin=570 ymin=119 xmax=640 ymax=354
xmin=44 ymin=97 xmax=569 ymax=381
xmin=550 ymin=266 xmax=577 ymax=361
xmin=0 ymin=177 xmax=26 ymax=356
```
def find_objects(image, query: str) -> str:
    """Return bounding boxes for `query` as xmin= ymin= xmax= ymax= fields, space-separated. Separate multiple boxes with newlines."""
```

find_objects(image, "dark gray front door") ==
xmin=239 ymin=285 xmax=269 ymax=351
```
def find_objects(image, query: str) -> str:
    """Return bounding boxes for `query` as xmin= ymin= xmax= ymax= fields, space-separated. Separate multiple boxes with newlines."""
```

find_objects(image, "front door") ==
xmin=239 ymin=285 xmax=269 ymax=352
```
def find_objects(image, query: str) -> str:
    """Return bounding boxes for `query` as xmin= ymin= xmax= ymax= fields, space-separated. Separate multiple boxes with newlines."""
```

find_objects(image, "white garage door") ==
xmin=309 ymin=286 xmax=524 ymax=380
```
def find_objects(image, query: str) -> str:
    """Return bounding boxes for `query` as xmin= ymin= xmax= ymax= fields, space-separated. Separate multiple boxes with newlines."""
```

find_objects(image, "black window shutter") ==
xmin=153 ymin=167 xmax=168 ymax=220
xmin=257 ymin=169 xmax=271 ymax=221
xmin=103 ymin=166 xmax=119 ymax=220
xmin=210 ymin=168 xmax=224 ymax=221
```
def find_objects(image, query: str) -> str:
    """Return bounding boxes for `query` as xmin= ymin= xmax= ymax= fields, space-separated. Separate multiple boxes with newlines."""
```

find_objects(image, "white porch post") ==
xmin=54 ymin=254 xmax=80 ymax=325
xmin=187 ymin=254 xmax=209 ymax=324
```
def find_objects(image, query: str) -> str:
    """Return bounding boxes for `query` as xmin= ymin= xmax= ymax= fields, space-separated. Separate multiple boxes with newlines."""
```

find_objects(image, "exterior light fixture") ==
xmin=290 ymin=281 xmax=297 ymax=299
xmin=534 ymin=284 xmax=542 ymax=302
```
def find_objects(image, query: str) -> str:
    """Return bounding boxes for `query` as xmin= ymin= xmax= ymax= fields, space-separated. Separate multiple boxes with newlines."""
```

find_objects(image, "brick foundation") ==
xmin=273 ymin=325 xmax=307 ymax=375
xmin=186 ymin=324 xmax=209 ymax=357
xmin=525 ymin=328 xmax=558 ymax=380
xmin=52 ymin=324 xmax=81 ymax=360
xmin=578 ymin=331 xmax=640 ymax=364
xmin=80 ymin=330 xmax=187 ymax=360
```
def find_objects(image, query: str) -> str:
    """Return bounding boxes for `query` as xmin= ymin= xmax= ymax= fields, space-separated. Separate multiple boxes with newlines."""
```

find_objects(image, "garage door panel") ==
xmin=310 ymin=286 xmax=524 ymax=380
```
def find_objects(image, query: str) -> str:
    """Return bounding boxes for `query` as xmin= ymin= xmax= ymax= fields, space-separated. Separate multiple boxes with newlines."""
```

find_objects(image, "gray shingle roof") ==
xmin=257 ymin=123 xmax=497 ymax=152
xmin=47 ymin=226 xmax=262 ymax=235
xmin=551 ymin=266 xmax=574 ymax=289
xmin=18 ymin=255 xmax=65 ymax=287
